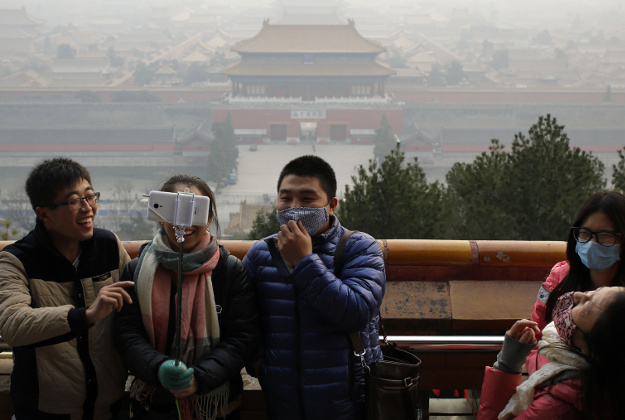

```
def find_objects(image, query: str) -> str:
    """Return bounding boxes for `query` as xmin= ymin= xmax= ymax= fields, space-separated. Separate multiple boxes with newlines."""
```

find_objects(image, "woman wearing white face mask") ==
xmin=530 ymin=191 xmax=625 ymax=339
xmin=478 ymin=286 xmax=625 ymax=419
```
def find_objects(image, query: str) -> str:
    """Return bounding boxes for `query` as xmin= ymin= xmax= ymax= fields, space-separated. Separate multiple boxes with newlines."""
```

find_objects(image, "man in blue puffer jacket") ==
xmin=243 ymin=155 xmax=386 ymax=420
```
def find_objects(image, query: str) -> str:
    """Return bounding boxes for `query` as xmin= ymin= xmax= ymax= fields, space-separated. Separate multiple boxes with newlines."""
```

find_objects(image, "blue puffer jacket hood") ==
xmin=243 ymin=217 xmax=386 ymax=420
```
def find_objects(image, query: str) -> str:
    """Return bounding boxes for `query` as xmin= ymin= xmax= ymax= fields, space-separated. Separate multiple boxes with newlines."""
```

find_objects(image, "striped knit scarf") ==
xmin=498 ymin=322 xmax=588 ymax=419
xmin=130 ymin=230 xmax=229 ymax=420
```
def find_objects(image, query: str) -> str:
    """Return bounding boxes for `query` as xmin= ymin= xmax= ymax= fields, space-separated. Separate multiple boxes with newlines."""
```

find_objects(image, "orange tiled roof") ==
xmin=223 ymin=60 xmax=394 ymax=77
xmin=232 ymin=20 xmax=384 ymax=54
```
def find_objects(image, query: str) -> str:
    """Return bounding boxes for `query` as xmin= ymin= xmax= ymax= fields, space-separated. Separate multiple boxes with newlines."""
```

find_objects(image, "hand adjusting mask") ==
xmin=276 ymin=206 xmax=329 ymax=236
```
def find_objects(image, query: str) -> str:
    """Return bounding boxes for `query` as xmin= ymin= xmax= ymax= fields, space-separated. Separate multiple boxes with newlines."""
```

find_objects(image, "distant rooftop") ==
xmin=232 ymin=19 xmax=385 ymax=54
xmin=0 ymin=8 xmax=44 ymax=26
xmin=223 ymin=59 xmax=394 ymax=77
xmin=276 ymin=13 xmax=346 ymax=26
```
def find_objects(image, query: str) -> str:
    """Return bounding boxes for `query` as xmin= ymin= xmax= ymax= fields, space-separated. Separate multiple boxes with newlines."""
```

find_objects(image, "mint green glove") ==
xmin=157 ymin=360 xmax=195 ymax=390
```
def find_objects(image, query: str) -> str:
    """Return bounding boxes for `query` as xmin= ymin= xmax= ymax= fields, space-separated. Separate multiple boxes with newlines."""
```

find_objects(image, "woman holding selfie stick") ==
xmin=114 ymin=174 xmax=260 ymax=420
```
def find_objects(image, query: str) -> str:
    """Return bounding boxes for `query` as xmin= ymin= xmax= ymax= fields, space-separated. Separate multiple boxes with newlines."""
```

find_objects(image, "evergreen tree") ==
xmin=57 ymin=44 xmax=76 ymax=59
xmin=444 ymin=140 xmax=515 ymax=239
xmin=373 ymin=114 xmax=396 ymax=163
xmin=389 ymin=53 xmax=408 ymax=69
xmin=0 ymin=221 xmax=19 ymax=241
xmin=207 ymin=113 xmax=238 ymax=184
xmin=446 ymin=61 xmax=464 ymax=85
xmin=209 ymin=52 xmax=228 ymax=68
xmin=107 ymin=47 xmax=124 ymax=67
xmin=444 ymin=114 xmax=605 ymax=240
xmin=137 ymin=91 xmax=161 ymax=102
xmin=184 ymin=62 xmax=209 ymax=85
xmin=533 ymin=29 xmax=552 ymax=45
xmin=428 ymin=64 xmax=445 ymax=86
xmin=339 ymin=144 xmax=444 ymax=239
xmin=207 ymin=124 xmax=229 ymax=184
xmin=248 ymin=206 xmax=280 ymax=240
xmin=110 ymin=91 xmax=160 ymax=102
xmin=613 ymin=146 xmax=625 ymax=193
xmin=504 ymin=114 xmax=604 ymax=240
xmin=1 ymin=187 xmax=34 ymax=233
xmin=117 ymin=212 xmax=156 ymax=241
xmin=75 ymin=90 xmax=101 ymax=103
xmin=491 ymin=50 xmax=509 ymax=69
xmin=134 ymin=62 xmax=155 ymax=86
xmin=604 ymin=85 xmax=613 ymax=102
xmin=481 ymin=40 xmax=494 ymax=57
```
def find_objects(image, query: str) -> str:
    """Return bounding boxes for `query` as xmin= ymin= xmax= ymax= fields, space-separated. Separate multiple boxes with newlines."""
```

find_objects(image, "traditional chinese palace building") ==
xmin=218 ymin=19 xmax=402 ymax=143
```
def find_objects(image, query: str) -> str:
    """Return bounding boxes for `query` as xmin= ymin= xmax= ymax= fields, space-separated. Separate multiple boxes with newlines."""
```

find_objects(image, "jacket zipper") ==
xmin=295 ymin=287 xmax=306 ymax=420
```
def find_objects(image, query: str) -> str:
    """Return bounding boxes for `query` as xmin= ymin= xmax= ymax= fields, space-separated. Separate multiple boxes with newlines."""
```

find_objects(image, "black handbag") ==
xmin=350 ymin=329 xmax=423 ymax=420
xmin=337 ymin=229 xmax=421 ymax=419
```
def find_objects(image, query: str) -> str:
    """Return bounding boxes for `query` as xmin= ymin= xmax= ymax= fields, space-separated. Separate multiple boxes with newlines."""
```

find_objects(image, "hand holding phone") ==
xmin=146 ymin=191 xmax=210 ymax=226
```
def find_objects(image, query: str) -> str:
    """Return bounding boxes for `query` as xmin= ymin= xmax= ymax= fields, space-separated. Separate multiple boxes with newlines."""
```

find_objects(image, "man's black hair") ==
xmin=277 ymin=155 xmax=337 ymax=200
xmin=25 ymin=157 xmax=92 ymax=211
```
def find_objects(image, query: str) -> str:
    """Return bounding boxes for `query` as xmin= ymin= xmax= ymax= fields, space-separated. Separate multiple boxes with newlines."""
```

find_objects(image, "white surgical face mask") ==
xmin=276 ymin=206 xmax=329 ymax=236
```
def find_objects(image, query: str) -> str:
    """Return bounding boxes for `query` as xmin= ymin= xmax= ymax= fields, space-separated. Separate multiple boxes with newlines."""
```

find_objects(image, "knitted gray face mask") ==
xmin=276 ymin=206 xmax=329 ymax=236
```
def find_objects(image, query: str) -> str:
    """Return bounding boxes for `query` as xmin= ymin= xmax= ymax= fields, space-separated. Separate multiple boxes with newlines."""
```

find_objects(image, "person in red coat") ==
xmin=529 ymin=191 xmax=625 ymax=340
xmin=478 ymin=286 xmax=625 ymax=419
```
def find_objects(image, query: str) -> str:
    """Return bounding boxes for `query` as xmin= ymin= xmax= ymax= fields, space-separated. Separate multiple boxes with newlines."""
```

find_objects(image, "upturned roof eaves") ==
xmin=232 ymin=23 xmax=384 ymax=54
xmin=0 ymin=9 xmax=44 ymax=26
xmin=222 ymin=60 xmax=395 ymax=77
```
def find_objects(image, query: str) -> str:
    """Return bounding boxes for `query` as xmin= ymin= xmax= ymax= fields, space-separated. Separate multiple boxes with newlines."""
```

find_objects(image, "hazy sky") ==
xmin=1 ymin=0 xmax=623 ymax=32
xmin=1 ymin=0 xmax=624 ymax=231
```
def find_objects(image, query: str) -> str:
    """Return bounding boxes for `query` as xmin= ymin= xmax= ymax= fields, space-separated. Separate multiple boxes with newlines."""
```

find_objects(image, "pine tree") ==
xmin=373 ymin=114 xmax=396 ymax=163
xmin=248 ymin=206 xmax=280 ymax=240
xmin=612 ymin=147 xmax=625 ymax=193
xmin=207 ymin=113 xmax=238 ymax=184
xmin=444 ymin=114 xmax=605 ymax=240
xmin=339 ymin=144 xmax=444 ymax=239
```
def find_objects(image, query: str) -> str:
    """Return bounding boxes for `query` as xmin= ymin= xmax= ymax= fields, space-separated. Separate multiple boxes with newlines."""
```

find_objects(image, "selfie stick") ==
xmin=171 ymin=189 xmax=196 ymax=367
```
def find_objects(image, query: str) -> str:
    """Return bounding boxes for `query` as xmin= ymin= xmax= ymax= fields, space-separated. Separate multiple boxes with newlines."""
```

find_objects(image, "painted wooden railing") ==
xmin=0 ymin=239 xmax=567 ymax=419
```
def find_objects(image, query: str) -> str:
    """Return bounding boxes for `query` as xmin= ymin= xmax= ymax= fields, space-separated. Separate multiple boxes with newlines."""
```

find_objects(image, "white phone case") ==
xmin=147 ymin=191 xmax=210 ymax=226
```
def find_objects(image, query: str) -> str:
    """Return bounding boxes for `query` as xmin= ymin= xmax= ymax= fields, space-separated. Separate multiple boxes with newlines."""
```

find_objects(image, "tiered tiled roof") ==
xmin=232 ymin=20 xmax=384 ymax=54
xmin=223 ymin=60 xmax=394 ymax=77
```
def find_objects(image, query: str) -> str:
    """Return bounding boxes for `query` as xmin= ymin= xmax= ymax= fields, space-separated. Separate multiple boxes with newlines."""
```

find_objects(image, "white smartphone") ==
xmin=146 ymin=191 xmax=210 ymax=226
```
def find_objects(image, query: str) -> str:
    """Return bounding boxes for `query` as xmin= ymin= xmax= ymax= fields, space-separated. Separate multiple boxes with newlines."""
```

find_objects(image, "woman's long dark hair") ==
xmin=545 ymin=191 xmax=625 ymax=323
xmin=160 ymin=174 xmax=220 ymax=237
xmin=581 ymin=292 xmax=625 ymax=419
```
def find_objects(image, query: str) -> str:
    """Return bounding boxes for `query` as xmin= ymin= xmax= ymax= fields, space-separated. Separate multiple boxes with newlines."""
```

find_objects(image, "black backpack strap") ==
xmin=334 ymin=230 xmax=356 ymax=278
xmin=264 ymin=237 xmax=292 ymax=278
xmin=340 ymin=230 xmax=385 ymax=361
xmin=214 ymin=251 xmax=240 ymax=313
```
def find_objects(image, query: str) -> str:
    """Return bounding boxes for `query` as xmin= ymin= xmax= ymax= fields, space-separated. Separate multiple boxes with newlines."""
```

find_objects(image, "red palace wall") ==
xmin=213 ymin=108 xmax=404 ymax=142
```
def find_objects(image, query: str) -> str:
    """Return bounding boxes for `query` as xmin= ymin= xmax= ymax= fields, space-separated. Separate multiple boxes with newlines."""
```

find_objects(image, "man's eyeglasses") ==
xmin=571 ymin=226 xmax=622 ymax=247
xmin=49 ymin=192 xmax=100 ymax=211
